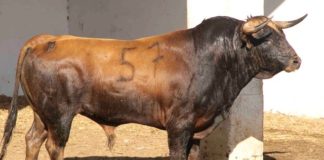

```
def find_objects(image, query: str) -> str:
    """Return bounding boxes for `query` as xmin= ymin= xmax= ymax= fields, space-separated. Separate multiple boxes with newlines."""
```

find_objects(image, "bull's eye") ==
xmin=264 ymin=40 xmax=271 ymax=45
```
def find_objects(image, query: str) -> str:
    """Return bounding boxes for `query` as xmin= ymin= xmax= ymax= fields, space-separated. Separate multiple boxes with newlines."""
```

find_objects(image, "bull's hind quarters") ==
xmin=0 ymin=14 xmax=306 ymax=160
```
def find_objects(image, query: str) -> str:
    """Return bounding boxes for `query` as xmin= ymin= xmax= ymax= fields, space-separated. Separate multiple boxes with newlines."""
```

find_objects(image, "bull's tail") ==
xmin=0 ymin=47 xmax=31 ymax=160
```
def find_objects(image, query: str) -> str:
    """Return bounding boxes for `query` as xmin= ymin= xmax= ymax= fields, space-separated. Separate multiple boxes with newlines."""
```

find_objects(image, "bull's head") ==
xmin=240 ymin=14 xmax=307 ymax=79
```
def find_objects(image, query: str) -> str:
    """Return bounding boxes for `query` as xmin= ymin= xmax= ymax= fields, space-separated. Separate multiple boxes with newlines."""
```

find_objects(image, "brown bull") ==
xmin=0 ymin=14 xmax=306 ymax=160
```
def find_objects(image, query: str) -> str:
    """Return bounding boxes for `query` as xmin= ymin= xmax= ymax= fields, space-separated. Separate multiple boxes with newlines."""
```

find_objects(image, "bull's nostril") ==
xmin=292 ymin=56 xmax=301 ymax=64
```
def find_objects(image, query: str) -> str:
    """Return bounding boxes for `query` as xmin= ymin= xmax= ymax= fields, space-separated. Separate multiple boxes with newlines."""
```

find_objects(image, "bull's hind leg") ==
xmin=44 ymin=114 xmax=74 ymax=160
xmin=25 ymin=112 xmax=48 ymax=160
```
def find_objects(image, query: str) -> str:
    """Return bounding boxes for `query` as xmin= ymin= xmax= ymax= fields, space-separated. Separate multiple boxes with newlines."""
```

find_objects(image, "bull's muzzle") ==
xmin=285 ymin=55 xmax=301 ymax=72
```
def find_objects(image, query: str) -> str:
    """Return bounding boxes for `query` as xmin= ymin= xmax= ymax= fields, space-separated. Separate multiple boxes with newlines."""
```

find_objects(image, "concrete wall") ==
xmin=0 ymin=0 xmax=68 ymax=95
xmin=0 ymin=0 xmax=187 ymax=95
xmin=67 ymin=0 xmax=187 ymax=39
xmin=263 ymin=1 xmax=322 ymax=117
xmin=187 ymin=0 xmax=264 ymax=159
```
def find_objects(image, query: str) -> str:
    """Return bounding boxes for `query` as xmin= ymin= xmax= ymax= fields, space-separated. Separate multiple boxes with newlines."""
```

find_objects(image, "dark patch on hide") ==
xmin=46 ymin=41 xmax=56 ymax=52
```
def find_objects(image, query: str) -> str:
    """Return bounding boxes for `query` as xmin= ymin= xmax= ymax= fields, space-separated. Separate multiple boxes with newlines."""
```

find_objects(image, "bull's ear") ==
xmin=240 ymin=34 xmax=254 ymax=50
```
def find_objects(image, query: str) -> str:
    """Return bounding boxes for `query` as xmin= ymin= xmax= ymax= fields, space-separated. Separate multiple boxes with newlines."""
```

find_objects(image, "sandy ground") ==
xmin=264 ymin=113 xmax=324 ymax=160
xmin=0 ymin=107 xmax=169 ymax=160
xmin=1 ymin=107 xmax=324 ymax=160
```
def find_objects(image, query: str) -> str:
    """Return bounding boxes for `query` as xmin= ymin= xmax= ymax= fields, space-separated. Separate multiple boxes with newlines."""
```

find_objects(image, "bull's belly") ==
xmin=79 ymin=92 xmax=166 ymax=129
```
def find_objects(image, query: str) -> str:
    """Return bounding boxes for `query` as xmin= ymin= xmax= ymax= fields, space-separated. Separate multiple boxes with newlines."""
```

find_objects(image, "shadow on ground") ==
xmin=264 ymin=151 xmax=287 ymax=160
xmin=264 ymin=154 xmax=276 ymax=160
xmin=65 ymin=157 xmax=168 ymax=160
xmin=66 ymin=153 xmax=283 ymax=160
xmin=0 ymin=94 xmax=28 ymax=110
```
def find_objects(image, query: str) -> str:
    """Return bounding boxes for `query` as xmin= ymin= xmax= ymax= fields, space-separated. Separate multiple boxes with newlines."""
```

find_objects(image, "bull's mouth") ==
xmin=284 ymin=67 xmax=296 ymax=72
xmin=284 ymin=65 xmax=300 ymax=73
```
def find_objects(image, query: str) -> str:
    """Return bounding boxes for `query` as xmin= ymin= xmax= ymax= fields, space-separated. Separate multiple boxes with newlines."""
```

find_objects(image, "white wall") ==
xmin=0 ymin=0 xmax=68 ymax=95
xmin=263 ymin=0 xmax=323 ymax=117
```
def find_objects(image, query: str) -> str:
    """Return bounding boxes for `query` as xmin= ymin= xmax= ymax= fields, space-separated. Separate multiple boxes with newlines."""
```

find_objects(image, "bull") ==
xmin=0 ymin=14 xmax=306 ymax=160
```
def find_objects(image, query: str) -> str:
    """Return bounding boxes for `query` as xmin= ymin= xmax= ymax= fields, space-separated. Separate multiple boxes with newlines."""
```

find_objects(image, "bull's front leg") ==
xmin=165 ymin=112 xmax=195 ymax=160
xmin=188 ymin=139 xmax=201 ymax=160
xmin=166 ymin=127 xmax=193 ymax=160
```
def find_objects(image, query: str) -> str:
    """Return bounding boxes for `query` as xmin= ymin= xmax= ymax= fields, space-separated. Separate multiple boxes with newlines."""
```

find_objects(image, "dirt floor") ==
xmin=1 ymin=105 xmax=324 ymax=160
xmin=264 ymin=112 xmax=324 ymax=160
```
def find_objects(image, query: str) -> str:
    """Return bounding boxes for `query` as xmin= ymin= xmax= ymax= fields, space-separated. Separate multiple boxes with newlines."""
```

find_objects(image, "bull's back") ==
xmin=24 ymin=34 xmax=189 ymax=91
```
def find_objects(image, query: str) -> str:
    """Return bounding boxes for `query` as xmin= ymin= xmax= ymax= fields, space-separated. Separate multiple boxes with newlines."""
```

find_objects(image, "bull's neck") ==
xmin=191 ymin=24 xmax=261 ymax=110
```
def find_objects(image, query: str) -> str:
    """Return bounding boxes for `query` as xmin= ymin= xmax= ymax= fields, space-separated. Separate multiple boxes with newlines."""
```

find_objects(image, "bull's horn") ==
xmin=274 ymin=14 xmax=308 ymax=29
xmin=242 ymin=17 xmax=272 ymax=34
